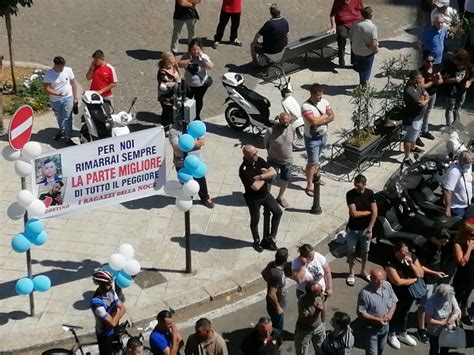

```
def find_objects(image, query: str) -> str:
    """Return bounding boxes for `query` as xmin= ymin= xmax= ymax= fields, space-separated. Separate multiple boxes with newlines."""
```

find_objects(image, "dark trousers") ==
xmin=458 ymin=0 xmax=465 ymax=14
xmin=267 ymin=302 xmax=284 ymax=332
xmin=97 ymin=335 xmax=114 ymax=355
xmin=187 ymin=85 xmax=208 ymax=120
xmin=336 ymin=25 xmax=350 ymax=63
xmin=353 ymin=53 xmax=375 ymax=86
xmin=244 ymin=194 xmax=282 ymax=241
xmin=454 ymin=283 xmax=472 ymax=309
xmin=160 ymin=103 xmax=173 ymax=131
xmin=428 ymin=333 xmax=449 ymax=355
xmin=389 ymin=295 xmax=414 ymax=334
xmin=214 ymin=11 xmax=241 ymax=42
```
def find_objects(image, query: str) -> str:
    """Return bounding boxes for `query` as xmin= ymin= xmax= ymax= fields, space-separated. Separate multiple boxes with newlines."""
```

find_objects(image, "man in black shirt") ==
xmin=261 ymin=248 xmax=289 ymax=332
xmin=345 ymin=174 xmax=377 ymax=286
xmin=402 ymin=70 xmax=429 ymax=165
xmin=250 ymin=3 xmax=289 ymax=65
xmin=240 ymin=316 xmax=282 ymax=355
xmin=416 ymin=228 xmax=450 ymax=343
xmin=239 ymin=145 xmax=283 ymax=252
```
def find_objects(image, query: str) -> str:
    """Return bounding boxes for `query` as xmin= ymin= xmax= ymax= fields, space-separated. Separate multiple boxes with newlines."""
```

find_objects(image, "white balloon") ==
xmin=109 ymin=253 xmax=126 ymax=271
xmin=124 ymin=259 xmax=141 ymax=276
xmin=17 ymin=190 xmax=35 ymax=207
xmin=175 ymin=196 xmax=193 ymax=212
xmin=119 ymin=243 xmax=135 ymax=260
xmin=21 ymin=142 xmax=42 ymax=160
xmin=182 ymin=179 xmax=200 ymax=196
xmin=14 ymin=160 xmax=33 ymax=177
xmin=164 ymin=180 xmax=183 ymax=197
xmin=26 ymin=199 xmax=46 ymax=218
xmin=7 ymin=202 xmax=26 ymax=220
xmin=2 ymin=145 xmax=22 ymax=161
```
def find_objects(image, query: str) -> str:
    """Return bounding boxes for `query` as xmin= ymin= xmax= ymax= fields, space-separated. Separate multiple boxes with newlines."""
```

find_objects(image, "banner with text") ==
xmin=31 ymin=127 xmax=166 ymax=218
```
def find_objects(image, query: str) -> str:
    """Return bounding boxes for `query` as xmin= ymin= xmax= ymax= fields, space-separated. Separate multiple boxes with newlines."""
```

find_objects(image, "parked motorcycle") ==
xmin=222 ymin=72 xmax=305 ymax=151
xmin=79 ymin=91 xmax=137 ymax=143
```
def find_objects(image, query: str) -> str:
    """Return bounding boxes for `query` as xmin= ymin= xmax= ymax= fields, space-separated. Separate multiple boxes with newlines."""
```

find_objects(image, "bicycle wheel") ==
xmin=41 ymin=349 xmax=73 ymax=355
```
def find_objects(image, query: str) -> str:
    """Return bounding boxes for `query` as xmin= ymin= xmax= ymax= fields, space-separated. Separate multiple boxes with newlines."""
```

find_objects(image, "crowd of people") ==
xmin=35 ymin=0 xmax=474 ymax=354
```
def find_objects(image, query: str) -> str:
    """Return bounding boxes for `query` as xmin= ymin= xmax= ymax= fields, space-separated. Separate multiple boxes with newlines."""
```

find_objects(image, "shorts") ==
xmin=403 ymin=118 xmax=423 ymax=142
xmin=346 ymin=228 xmax=371 ymax=255
xmin=304 ymin=135 xmax=326 ymax=165
xmin=417 ymin=283 xmax=435 ymax=308
xmin=268 ymin=160 xmax=293 ymax=183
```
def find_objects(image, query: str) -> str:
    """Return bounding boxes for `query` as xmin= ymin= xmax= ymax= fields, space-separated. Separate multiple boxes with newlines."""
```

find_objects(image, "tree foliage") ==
xmin=0 ymin=0 xmax=33 ymax=16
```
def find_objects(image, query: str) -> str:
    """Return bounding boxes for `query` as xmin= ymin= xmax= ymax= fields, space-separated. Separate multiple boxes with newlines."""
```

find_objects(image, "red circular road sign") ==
xmin=9 ymin=105 xmax=34 ymax=151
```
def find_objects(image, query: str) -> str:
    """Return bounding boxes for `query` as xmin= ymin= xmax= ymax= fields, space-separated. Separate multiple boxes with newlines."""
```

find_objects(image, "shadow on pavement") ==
xmin=379 ymin=40 xmax=415 ymax=51
xmin=206 ymin=122 xmax=265 ymax=149
xmin=222 ymin=327 xmax=253 ymax=354
xmin=121 ymin=195 xmax=174 ymax=210
xmin=73 ymin=290 xmax=95 ymax=311
xmin=125 ymin=49 xmax=162 ymax=61
xmin=0 ymin=259 xmax=100 ymax=301
xmin=30 ymin=128 xmax=73 ymax=149
xmin=135 ymin=111 xmax=161 ymax=125
xmin=211 ymin=192 xmax=246 ymax=207
xmin=170 ymin=234 xmax=253 ymax=252
xmin=0 ymin=310 xmax=28 ymax=327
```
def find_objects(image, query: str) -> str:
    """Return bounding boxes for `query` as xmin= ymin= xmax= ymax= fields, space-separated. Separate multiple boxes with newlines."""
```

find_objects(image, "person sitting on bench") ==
xmin=250 ymin=3 xmax=289 ymax=66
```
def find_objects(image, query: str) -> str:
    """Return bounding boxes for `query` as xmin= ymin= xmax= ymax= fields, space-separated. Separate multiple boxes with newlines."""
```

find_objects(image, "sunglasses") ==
xmin=426 ymin=59 xmax=434 ymax=63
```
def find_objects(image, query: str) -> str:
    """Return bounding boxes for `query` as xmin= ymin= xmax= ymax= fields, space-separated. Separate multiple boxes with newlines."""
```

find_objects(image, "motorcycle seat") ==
xmin=235 ymin=85 xmax=271 ymax=111
xmin=87 ymin=103 xmax=110 ymax=123
xmin=378 ymin=216 xmax=426 ymax=247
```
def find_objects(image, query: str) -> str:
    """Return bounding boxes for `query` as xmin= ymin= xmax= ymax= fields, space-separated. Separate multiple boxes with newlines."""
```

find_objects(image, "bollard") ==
xmin=263 ymin=207 xmax=271 ymax=239
xmin=310 ymin=173 xmax=322 ymax=215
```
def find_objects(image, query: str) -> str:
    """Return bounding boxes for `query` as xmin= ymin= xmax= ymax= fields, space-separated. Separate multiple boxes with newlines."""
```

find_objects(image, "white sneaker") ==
xmin=388 ymin=335 xmax=401 ymax=349
xmin=398 ymin=334 xmax=417 ymax=346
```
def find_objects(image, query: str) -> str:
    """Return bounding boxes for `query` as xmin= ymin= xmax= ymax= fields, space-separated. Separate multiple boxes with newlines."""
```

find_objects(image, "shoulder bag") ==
xmin=408 ymin=277 xmax=427 ymax=300
xmin=439 ymin=325 xmax=466 ymax=349
xmin=305 ymin=101 xmax=327 ymax=138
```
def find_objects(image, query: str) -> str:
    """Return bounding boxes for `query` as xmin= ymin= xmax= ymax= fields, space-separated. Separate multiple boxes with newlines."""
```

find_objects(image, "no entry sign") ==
xmin=9 ymin=105 xmax=33 ymax=151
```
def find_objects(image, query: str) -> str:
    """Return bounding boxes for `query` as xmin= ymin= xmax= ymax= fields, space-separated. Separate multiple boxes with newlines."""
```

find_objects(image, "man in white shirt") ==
xmin=349 ymin=6 xmax=378 ymax=86
xmin=301 ymin=84 xmax=334 ymax=196
xmin=431 ymin=0 xmax=459 ymax=26
xmin=443 ymin=151 xmax=473 ymax=217
xmin=43 ymin=56 xmax=78 ymax=146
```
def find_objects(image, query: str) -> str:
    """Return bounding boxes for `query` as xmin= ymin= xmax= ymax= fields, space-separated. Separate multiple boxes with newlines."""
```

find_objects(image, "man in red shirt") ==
xmin=86 ymin=49 xmax=118 ymax=108
xmin=212 ymin=0 xmax=243 ymax=49
xmin=329 ymin=0 xmax=364 ymax=67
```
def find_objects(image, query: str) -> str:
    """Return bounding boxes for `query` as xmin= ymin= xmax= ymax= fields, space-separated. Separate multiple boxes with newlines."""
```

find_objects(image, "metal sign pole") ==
xmin=21 ymin=177 xmax=35 ymax=316
xmin=0 ymin=55 xmax=4 ymax=134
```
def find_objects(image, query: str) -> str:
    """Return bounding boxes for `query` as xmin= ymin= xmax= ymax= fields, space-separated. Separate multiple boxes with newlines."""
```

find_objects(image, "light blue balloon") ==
xmin=188 ymin=120 xmax=206 ymax=139
xmin=33 ymin=275 xmax=51 ymax=292
xmin=11 ymin=234 xmax=31 ymax=253
xmin=30 ymin=231 xmax=47 ymax=246
xmin=178 ymin=134 xmax=195 ymax=153
xmin=184 ymin=155 xmax=201 ymax=171
xmin=192 ymin=162 xmax=208 ymax=178
xmin=25 ymin=218 xmax=43 ymax=236
xmin=101 ymin=264 xmax=119 ymax=278
xmin=177 ymin=167 xmax=193 ymax=183
xmin=115 ymin=271 xmax=132 ymax=288
xmin=16 ymin=278 xmax=34 ymax=295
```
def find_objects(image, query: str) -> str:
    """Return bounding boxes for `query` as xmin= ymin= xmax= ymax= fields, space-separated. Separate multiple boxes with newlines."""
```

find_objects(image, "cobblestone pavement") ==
xmin=0 ymin=0 xmax=441 ymax=352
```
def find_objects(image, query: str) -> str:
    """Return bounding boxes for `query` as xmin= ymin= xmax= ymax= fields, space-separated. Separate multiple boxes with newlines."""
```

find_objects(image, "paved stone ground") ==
xmin=0 ymin=0 xmax=458 ymax=352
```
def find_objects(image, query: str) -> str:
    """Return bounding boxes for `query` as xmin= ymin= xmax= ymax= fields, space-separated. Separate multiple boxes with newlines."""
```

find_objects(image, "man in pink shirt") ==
xmin=86 ymin=49 xmax=118 ymax=109
xmin=329 ymin=0 xmax=364 ymax=67
xmin=212 ymin=0 xmax=243 ymax=48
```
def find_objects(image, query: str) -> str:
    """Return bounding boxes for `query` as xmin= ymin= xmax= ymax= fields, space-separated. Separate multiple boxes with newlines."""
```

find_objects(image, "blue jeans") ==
xmin=267 ymin=302 xmax=284 ymax=332
xmin=354 ymin=53 xmax=375 ymax=86
xmin=445 ymin=90 xmax=466 ymax=126
xmin=365 ymin=324 xmax=389 ymax=355
xmin=50 ymin=96 xmax=73 ymax=138
xmin=451 ymin=207 xmax=467 ymax=218
xmin=421 ymin=93 xmax=436 ymax=134
xmin=304 ymin=135 xmax=326 ymax=165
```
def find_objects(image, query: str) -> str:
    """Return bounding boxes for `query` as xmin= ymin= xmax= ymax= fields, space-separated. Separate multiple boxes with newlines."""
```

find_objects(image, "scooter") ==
xmin=222 ymin=72 xmax=305 ymax=151
xmin=79 ymin=91 xmax=137 ymax=143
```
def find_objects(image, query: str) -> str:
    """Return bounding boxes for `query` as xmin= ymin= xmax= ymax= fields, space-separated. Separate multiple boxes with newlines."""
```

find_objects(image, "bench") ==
xmin=258 ymin=31 xmax=338 ymax=82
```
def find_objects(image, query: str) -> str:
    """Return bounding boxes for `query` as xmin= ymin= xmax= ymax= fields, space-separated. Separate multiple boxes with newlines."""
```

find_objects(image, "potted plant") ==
xmin=342 ymin=85 xmax=382 ymax=162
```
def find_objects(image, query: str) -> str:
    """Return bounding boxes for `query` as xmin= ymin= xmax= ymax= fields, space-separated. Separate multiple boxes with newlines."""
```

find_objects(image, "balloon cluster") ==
xmin=11 ymin=218 xmax=48 ymax=253
xmin=3 ymin=142 xmax=47 ymax=219
xmin=165 ymin=121 xmax=208 ymax=212
xmin=102 ymin=244 xmax=141 ymax=289
xmin=15 ymin=275 xmax=51 ymax=295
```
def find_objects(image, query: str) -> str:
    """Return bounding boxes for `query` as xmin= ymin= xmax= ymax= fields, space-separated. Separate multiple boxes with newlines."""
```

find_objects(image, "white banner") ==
xmin=31 ymin=127 xmax=166 ymax=218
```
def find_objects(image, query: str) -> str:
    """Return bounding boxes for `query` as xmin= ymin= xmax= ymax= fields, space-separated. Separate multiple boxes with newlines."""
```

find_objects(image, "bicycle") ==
xmin=42 ymin=321 xmax=152 ymax=355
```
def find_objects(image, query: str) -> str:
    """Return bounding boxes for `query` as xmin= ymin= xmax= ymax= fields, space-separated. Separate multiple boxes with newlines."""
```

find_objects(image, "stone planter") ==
xmin=342 ymin=134 xmax=382 ymax=163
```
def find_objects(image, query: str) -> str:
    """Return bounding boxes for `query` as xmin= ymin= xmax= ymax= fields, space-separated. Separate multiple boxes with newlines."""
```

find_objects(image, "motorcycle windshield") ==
xmin=426 ymin=116 xmax=474 ymax=158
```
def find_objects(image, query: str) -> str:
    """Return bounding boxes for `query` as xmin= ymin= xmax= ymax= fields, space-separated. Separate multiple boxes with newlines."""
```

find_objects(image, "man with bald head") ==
xmin=263 ymin=112 xmax=295 ymax=208
xmin=357 ymin=267 xmax=398 ymax=355
xmin=239 ymin=145 xmax=282 ymax=252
